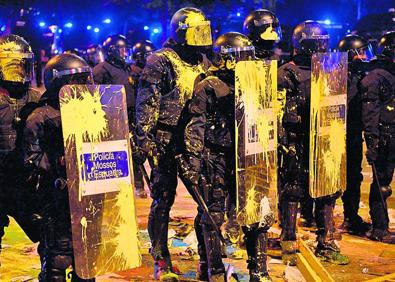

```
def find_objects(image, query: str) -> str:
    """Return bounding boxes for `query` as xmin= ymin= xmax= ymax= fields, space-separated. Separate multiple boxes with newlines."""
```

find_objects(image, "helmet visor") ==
xmin=221 ymin=46 xmax=255 ymax=62
xmin=184 ymin=20 xmax=213 ymax=46
xmin=0 ymin=52 xmax=34 ymax=83
xmin=354 ymin=44 xmax=374 ymax=62
xmin=300 ymin=39 xmax=329 ymax=54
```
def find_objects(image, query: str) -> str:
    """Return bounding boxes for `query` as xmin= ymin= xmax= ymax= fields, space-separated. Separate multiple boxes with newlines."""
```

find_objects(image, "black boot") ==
xmin=315 ymin=198 xmax=349 ymax=265
xmin=280 ymin=201 xmax=298 ymax=266
xmin=202 ymin=212 xmax=226 ymax=282
xmin=196 ymin=211 xmax=209 ymax=281
xmin=244 ymin=227 xmax=272 ymax=282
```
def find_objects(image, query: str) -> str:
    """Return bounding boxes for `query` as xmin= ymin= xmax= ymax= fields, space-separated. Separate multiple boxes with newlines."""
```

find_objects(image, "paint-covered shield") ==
xmin=59 ymin=85 xmax=141 ymax=279
xmin=309 ymin=52 xmax=348 ymax=198
xmin=235 ymin=60 xmax=278 ymax=227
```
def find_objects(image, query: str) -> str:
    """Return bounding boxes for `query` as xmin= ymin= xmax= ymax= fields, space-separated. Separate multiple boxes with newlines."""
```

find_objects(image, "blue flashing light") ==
xmin=324 ymin=19 xmax=331 ymax=25
xmin=103 ymin=18 xmax=111 ymax=24
xmin=144 ymin=25 xmax=149 ymax=30
xmin=87 ymin=25 xmax=92 ymax=30
xmin=153 ymin=28 xmax=159 ymax=34
xmin=39 ymin=21 xmax=46 ymax=27
xmin=0 ymin=25 xmax=5 ymax=32
xmin=58 ymin=28 xmax=62 ymax=33
xmin=64 ymin=22 xmax=73 ymax=28
xmin=237 ymin=12 xmax=241 ymax=17
xmin=94 ymin=27 xmax=100 ymax=33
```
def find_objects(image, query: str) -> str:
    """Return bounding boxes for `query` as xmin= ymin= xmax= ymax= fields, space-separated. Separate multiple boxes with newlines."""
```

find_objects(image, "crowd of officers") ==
xmin=0 ymin=6 xmax=393 ymax=282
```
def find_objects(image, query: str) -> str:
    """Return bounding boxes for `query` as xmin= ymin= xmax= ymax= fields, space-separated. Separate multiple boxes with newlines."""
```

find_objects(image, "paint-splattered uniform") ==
xmin=0 ymin=86 xmax=41 ymax=249
xmin=136 ymin=43 xmax=209 ymax=266
xmin=361 ymin=59 xmax=395 ymax=235
xmin=341 ymin=61 xmax=368 ymax=228
xmin=93 ymin=59 xmax=144 ymax=192
xmin=184 ymin=73 xmax=235 ymax=277
xmin=278 ymin=56 xmax=340 ymax=258
xmin=22 ymin=92 xmax=92 ymax=281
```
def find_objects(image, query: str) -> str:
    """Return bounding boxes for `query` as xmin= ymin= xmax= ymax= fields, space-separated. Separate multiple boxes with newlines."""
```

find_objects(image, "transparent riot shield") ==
xmin=59 ymin=85 xmax=141 ymax=279
xmin=235 ymin=60 xmax=278 ymax=227
xmin=309 ymin=52 xmax=348 ymax=198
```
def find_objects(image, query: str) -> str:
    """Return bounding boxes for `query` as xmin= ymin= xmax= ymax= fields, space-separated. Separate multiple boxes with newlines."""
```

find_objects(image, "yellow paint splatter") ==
xmin=260 ymin=26 xmax=279 ymax=41
xmin=161 ymin=50 xmax=205 ymax=104
xmin=309 ymin=54 xmax=347 ymax=198
xmin=322 ymin=119 xmax=346 ymax=189
xmin=387 ymin=105 xmax=394 ymax=111
xmin=60 ymin=85 xmax=109 ymax=201
xmin=183 ymin=10 xmax=212 ymax=46
xmin=235 ymin=61 xmax=278 ymax=226
xmin=80 ymin=216 xmax=88 ymax=243
xmin=104 ymin=182 xmax=141 ymax=269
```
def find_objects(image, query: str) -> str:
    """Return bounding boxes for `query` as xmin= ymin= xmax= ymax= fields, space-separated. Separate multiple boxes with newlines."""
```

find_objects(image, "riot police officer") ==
xmin=361 ymin=31 xmax=395 ymax=243
xmin=184 ymin=32 xmax=262 ymax=281
xmin=135 ymin=7 xmax=211 ymax=280
xmin=93 ymin=34 xmax=146 ymax=198
xmin=337 ymin=34 xmax=373 ymax=235
xmin=243 ymin=9 xmax=282 ymax=61
xmin=0 ymin=34 xmax=42 ymax=253
xmin=23 ymin=53 xmax=94 ymax=281
xmin=278 ymin=21 xmax=349 ymax=264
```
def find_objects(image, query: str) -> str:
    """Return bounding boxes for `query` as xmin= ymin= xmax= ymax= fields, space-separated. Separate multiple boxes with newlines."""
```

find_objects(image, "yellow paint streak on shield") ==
xmin=162 ymin=50 xmax=205 ymax=104
xmin=323 ymin=119 xmax=346 ymax=189
xmin=235 ymin=61 xmax=278 ymax=226
xmin=104 ymin=182 xmax=141 ymax=269
xmin=309 ymin=53 xmax=347 ymax=198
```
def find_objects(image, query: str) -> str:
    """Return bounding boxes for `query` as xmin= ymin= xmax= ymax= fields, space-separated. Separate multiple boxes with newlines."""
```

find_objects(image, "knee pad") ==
xmin=381 ymin=186 xmax=392 ymax=200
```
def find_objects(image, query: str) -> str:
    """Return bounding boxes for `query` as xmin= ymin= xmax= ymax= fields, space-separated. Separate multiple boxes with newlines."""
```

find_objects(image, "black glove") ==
xmin=132 ymin=148 xmax=148 ymax=165
xmin=365 ymin=135 xmax=379 ymax=165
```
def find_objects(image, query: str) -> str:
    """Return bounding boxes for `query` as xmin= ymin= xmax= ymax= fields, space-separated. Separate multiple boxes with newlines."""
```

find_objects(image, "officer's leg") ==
xmin=243 ymin=225 xmax=271 ymax=282
xmin=368 ymin=161 xmax=393 ymax=241
xmin=195 ymin=207 xmax=208 ymax=281
xmin=200 ymin=152 xmax=227 ymax=281
xmin=148 ymin=148 xmax=178 ymax=278
xmin=314 ymin=194 xmax=349 ymax=264
xmin=342 ymin=133 xmax=366 ymax=232
xmin=280 ymin=180 xmax=300 ymax=266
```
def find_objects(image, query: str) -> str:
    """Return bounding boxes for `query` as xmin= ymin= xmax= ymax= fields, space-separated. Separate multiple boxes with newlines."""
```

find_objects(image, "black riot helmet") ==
xmin=338 ymin=34 xmax=374 ymax=62
xmin=44 ymin=53 xmax=92 ymax=92
xmin=292 ymin=20 xmax=329 ymax=56
xmin=132 ymin=40 xmax=156 ymax=68
xmin=243 ymin=9 xmax=281 ymax=51
xmin=86 ymin=44 xmax=105 ymax=67
xmin=170 ymin=7 xmax=212 ymax=47
xmin=213 ymin=32 xmax=255 ymax=71
xmin=377 ymin=31 xmax=395 ymax=61
xmin=102 ymin=34 xmax=132 ymax=63
xmin=0 ymin=34 xmax=34 ymax=84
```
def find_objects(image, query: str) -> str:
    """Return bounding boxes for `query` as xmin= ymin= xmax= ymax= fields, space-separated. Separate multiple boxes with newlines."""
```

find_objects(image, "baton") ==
xmin=371 ymin=163 xmax=387 ymax=210
xmin=139 ymin=164 xmax=152 ymax=192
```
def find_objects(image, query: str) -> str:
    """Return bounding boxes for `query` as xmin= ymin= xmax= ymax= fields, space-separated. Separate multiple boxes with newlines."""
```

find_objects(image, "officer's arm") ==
xmin=22 ymin=111 xmax=50 ymax=173
xmin=278 ymin=67 xmax=299 ymax=142
xmin=135 ymin=53 xmax=166 ymax=152
xmin=361 ymin=73 xmax=380 ymax=143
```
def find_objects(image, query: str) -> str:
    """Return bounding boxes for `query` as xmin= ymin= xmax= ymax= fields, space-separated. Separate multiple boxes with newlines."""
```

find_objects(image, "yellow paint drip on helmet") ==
xmin=184 ymin=10 xmax=212 ymax=46
xmin=260 ymin=26 xmax=279 ymax=41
